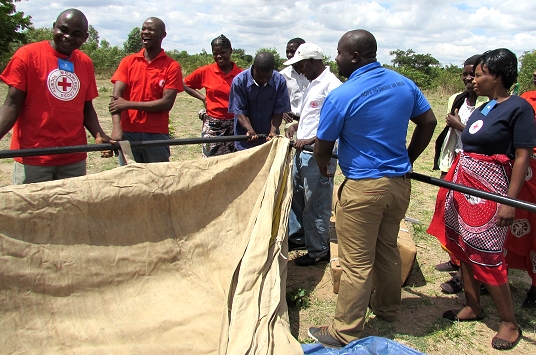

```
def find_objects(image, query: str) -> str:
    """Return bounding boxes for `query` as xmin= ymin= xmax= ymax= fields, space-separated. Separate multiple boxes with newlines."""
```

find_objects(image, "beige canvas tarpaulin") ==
xmin=0 ymin=137 xmax=303 ymax=355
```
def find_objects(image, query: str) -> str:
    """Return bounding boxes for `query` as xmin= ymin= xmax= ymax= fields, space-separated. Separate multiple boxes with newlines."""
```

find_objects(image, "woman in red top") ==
xmin=184 ymin=35 xmax=242 ymax=157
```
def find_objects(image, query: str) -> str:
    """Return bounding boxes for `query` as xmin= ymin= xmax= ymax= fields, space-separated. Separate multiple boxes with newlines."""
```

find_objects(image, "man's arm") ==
xmin=285 ymin=122 xmax=299 ymax=140
xmin=236 ymin=113 xmax=258 ymax=140
xmin=407 ymin=108 xmax=437 ymax=164
xmin=0 ymin=86 xmax=26 ymax=139
xmin=109 ymin=84 xmax=178 ymax=114
xmin=268 ymin=113 xmax=283 ymax=140
xmin=110 ymin=81 xmax=127 ymax=141
xmin=294 ymin=136 xmax=316 ymax=149
xmin=314 ymin=138 xmax=336 ymax=177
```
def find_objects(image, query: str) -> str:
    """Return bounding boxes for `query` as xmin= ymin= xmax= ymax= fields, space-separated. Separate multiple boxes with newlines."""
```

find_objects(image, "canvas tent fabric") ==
xmin=0 ymin=137 xmax=303 ymax=355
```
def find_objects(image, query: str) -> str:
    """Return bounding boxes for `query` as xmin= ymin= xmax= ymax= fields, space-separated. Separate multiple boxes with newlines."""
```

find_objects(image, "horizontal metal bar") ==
xmin=0 ymin=134 xmax=267 ymax=159
xmin=292 ymin=142 xmax=536 ymax=213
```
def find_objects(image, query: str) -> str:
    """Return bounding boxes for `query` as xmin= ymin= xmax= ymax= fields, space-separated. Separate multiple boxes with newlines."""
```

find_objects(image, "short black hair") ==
xmin=475 ymin=48 xmax=518 ymax=89
xmin=253 ymin=52 xmax=275 ymax=72
xmin=287 ymin=38 xmax=305 ymax=46
xmin=464 ymin=54 xmax=481 ymax=67
xmin=211 ymin=34 xmax=231 ymax=49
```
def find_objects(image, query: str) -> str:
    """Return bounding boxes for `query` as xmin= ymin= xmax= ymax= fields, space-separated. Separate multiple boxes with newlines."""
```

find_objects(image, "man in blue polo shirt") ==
xmin=228 ymin=52 xmax=290 ymax=150
xmin=309 ymin=29 xmax=437 ymax=348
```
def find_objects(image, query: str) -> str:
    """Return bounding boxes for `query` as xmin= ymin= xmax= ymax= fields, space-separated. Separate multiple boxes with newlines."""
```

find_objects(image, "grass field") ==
xmin=0 ymin=80 xmax=535 ymax=354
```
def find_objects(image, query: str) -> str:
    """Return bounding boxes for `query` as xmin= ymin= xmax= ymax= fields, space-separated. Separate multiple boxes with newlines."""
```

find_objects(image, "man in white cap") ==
xmin=280 ymin=38 xmax=309 ymax=125
xmin=285 ymin=43 xmax=342 ymax=266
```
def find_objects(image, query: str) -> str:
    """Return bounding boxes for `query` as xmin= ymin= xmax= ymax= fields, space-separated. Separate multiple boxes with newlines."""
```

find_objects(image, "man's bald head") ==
xmin=342 ymin=30 xmax=377 ymax=62
xmin=252 ymin=52 xmax=275 ymax=86
xmin=254 ymin=52 xmax=275 ymax=72
xmin=141 ymin=17 xmax=167 ymax=51
xmin=336 ymin=29 xmax=377 ymax=78
xmin=144 ymin=17 xmax=166 ymax=33
xmin=51 ymin=8 xmax=89 ymax=55
xmin=55 ymin=8 xmax=88 ymax=32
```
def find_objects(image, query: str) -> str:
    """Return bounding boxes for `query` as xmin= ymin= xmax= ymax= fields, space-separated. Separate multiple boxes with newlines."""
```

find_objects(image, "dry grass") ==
xmin=1 ymin=81 xmax=535 ymax=354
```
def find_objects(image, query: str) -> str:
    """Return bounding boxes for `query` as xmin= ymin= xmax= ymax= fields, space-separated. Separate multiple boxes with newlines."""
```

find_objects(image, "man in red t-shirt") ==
xmin=0 ymin=8 xmax=112 ymax=184
xmin=520 ymin=68 xmax=536 ymax=117
xmin=108 ymin=17 xmax=183 ymax=164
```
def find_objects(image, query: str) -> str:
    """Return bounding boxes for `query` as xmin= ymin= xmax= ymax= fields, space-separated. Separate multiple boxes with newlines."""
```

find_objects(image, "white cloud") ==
xmin=14 ymin=0 xmax=536 ymax=67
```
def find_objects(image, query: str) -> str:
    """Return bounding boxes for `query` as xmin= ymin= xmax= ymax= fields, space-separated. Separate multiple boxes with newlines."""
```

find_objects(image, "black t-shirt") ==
xmin=461 ymin=95 xmax=536 ymax=158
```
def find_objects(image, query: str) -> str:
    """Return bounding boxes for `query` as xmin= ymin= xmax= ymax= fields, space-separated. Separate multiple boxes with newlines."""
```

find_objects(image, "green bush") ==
xmin=519 ymin=50 xmax=536 ymax=94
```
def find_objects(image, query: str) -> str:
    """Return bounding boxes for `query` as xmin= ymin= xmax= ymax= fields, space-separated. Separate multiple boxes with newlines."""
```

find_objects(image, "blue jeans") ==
xmin=120 ymin=132 xmax=170 ymax=165
xmin=288 ymin=151 xmax=335 ymax=258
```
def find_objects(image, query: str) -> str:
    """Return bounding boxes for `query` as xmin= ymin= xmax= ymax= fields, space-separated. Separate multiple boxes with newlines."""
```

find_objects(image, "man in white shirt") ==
xmin=280 ymin=38 xmax=309 ymax=125
xmin=284 ymin=43 xmax=342 ymax=266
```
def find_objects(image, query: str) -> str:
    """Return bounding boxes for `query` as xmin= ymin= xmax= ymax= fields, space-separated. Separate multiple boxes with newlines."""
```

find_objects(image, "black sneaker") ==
xmin=294 ymin=252 xmax=330 ymax=266
xmin=308 ymin=326 xmax=345 ymax=349
xmin=440 ymin=275 xmax=463 ymax=294
xmin=435 ymin=261 xmax=459 ymax=272
xmin=288 ymin=240 xmax=306 ymax=251
xmin=522 ymin=291 xmax=536 ymax=308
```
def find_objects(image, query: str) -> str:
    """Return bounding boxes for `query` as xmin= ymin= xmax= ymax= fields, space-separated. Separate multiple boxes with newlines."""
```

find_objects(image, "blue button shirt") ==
xmin=317 ymin=62 xmax=431 ymax=179
xmin=228 ymin=68 xmax=290 ymax=150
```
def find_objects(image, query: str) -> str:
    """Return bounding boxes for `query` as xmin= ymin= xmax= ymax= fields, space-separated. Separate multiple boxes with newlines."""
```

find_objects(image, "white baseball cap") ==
xmin=283 ymin=43 xmax=324 ymax=65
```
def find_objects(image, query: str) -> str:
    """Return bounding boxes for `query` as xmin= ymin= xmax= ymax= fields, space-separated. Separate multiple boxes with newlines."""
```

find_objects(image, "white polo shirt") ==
xmin=297 ymin=66 xmax=342 ymax=141
xmin=280 ymin=65 xmax=309 ymax=116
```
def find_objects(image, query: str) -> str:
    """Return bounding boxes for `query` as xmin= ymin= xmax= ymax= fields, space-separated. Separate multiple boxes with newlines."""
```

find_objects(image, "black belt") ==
xmin=393 ymin=172 xmax=412 ymax=180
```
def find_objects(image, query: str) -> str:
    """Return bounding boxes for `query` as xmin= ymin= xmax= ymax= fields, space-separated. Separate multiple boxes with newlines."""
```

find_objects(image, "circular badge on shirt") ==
xmin=159 ymin=79 xmax=166 ymax=87
xmin=47 ymin=69 xmax=80 ymax=101
xmin=310 ymin=101 xmax=319 ymax=108
xmin=468 ymin=119 xmax=483 ymax=134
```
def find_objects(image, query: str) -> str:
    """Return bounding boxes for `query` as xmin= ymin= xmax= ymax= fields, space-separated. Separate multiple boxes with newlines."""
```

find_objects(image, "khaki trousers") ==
xmin=329 ymin=176 xmax=411 ymax=344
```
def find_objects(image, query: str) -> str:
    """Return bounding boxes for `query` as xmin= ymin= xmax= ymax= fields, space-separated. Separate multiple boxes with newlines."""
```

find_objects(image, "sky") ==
xmin=14 ymin=0 xmax=536 ymax=67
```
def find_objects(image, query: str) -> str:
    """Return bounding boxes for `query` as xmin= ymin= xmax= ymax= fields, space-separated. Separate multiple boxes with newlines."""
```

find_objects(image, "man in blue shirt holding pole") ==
xmin=228 ymin=52 xmax=290 ymax=150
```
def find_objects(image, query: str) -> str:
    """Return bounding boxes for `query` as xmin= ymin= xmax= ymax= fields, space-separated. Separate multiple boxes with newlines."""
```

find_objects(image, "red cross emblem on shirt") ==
xmin=468 ymin=119 xmax=483 ymax=134
xmin=58 ymin=77 xmax=72 ymax=91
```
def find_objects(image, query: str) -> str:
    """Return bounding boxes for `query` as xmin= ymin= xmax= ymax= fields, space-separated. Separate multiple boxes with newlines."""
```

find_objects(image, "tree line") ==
xmin=1 ymin=0 xmax=535 ymax=94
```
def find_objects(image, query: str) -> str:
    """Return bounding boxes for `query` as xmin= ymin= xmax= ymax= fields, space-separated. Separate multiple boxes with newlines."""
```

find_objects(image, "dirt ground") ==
xmin=286 ymin=228 xmax=536 ymax=355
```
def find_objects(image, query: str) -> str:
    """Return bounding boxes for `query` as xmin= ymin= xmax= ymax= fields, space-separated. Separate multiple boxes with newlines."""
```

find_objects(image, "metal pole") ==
xmin=292 ymin=142 xmax=536 ymax=213
xmin=0 ymin=134 xmax=267 ymax=159
xmin=3 ymin=137 xmax=536 ymax=213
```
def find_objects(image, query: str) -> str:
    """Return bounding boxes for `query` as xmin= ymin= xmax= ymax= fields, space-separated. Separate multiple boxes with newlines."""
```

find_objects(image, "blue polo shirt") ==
xmin=228 ymin=68 xmax=290 ymax=150
xmin=317 ymin=62 xmax=431 ymax=179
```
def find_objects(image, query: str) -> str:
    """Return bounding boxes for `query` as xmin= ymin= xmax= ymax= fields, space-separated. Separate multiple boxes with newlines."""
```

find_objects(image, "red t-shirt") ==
xmin=184 ymin=62 xmax=242 ymax=120
xmin=0 ymin=41 xmax=98 ymax=166
xmin=521 ymin=90 xmax=536 ymax=153
xmin=111 ymin=49 xmax=184 ymax=134
xmin=521 ymin=90 xmax=536 ymax=117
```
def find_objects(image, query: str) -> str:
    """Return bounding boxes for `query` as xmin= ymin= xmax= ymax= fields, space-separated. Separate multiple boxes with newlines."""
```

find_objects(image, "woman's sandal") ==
xmin=442 ymin=309 xmax=485 ymax=322
xmin=492 ymin=327 xmax=522 ymax=350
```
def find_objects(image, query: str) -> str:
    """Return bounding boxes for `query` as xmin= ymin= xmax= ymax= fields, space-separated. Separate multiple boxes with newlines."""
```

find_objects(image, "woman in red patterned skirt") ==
xmin=428 ymin=48 xmax=536 ymax=350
